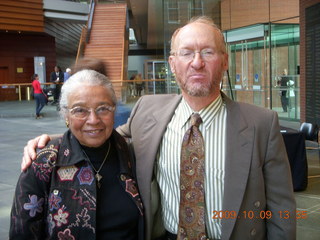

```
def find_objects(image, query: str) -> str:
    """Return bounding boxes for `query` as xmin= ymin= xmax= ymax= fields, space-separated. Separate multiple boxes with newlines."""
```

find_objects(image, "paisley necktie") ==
xmin=178 ymin=113 xmax=207 ymax=240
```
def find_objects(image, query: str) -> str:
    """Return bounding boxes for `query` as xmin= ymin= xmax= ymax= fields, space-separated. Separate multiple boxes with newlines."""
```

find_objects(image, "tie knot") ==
xmin=191 ymin=113 xmax=202 ymax=127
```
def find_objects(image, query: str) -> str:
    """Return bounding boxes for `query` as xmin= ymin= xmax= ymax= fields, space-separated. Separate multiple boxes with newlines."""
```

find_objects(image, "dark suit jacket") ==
xmin=50 ymin=71 xmax=64 ymax=83
xmin=117 ymin=93 xmax=296 ymax=240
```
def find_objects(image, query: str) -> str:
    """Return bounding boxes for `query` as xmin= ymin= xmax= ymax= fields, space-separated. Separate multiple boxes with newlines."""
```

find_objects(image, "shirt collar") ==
xmin=179 ymin=94 xmax=224 ymax=129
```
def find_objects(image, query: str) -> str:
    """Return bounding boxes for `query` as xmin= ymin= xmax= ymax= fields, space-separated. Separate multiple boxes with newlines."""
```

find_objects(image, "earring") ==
xmin=65 ymin=119 xmax=69 ymax=128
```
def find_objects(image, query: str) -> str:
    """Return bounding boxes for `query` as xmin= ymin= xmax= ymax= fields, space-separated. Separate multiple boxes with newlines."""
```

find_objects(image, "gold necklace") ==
xmin=82 ymin=141 xmax=111 ymax=189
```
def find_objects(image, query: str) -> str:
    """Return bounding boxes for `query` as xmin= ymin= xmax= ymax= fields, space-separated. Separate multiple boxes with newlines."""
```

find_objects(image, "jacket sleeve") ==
xmin=264 ymin=112 xmax=296 ymax=239
xmin=50 ymin=72 xmax=55 ymax=82
xmin=10 ymin=147 xmax=58 ymax=239
xmin=116 ymin=96 xmax=144 ymax=138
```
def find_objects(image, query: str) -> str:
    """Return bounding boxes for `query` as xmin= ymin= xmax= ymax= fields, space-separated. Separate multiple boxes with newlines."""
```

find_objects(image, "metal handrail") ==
xmin=0 ymin=83 xmax=61 ymax=101
xmin=86 ymin=0 xmax=96 ymax=43
xmin=0 ymin=79 xmax=169 ymax=101
xmin=76 ymin=0 xmax=96 ymax=61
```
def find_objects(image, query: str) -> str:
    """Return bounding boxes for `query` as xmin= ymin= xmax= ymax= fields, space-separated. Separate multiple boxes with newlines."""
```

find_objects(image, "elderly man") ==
xmin=22 ymin=16 xmax=296 ymax=240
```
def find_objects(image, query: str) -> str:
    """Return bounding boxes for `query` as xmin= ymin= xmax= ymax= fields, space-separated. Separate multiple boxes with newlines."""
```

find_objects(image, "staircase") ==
xmin=83 ymin=2 xmax=128 ymax=98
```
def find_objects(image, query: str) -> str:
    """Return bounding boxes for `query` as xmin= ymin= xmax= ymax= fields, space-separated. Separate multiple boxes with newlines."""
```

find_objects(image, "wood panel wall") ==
xmin=0 ymin=32 xmax=56 ymax=101
xmin=83 ymin=3 xmax=128 ymax=99
xmin=84 ymin=3 xmax=127 ymax=81
xmin=299 ymin=0 xmax=320 ymax=123
xmin=221 ymin=0 xmax=299 ymax=30
xmin=0 ymin=0 xmax=44 ymax=32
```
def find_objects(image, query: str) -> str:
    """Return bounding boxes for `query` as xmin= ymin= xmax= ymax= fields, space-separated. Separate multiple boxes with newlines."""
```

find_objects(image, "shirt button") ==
xmin=250 ymin=228 xmax=257 ymax=236
xmin=254 ymin=201 xmax=260 ymax=208
xmin=120 ymin=174 xmax=126 ymax=181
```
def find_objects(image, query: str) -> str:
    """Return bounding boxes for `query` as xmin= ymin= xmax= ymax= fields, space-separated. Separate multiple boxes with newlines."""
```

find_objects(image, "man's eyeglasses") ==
xmin=67 ymin=105 xmax=115 ymax=119
xmin=173 ymin=48 xmax=218 ymax=62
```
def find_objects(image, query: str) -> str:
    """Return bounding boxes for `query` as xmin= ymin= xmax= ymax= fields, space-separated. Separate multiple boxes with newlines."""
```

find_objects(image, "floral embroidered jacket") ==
xmin=10 ymin=130 xmax=144 ymax=240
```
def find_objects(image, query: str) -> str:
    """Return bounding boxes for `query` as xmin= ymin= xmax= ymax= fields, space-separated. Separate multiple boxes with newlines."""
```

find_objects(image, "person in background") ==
xmin=63 ymin=68 xmax=72 ymax=82
xmin=31 ymin=73 xmax=46 ymax=119
xmin=135 ymin=73 xmax=143 ymax=97
xmin=22 ymin=16 xmax=296 ymax=240
xmin=287 ymin=78 xmax=295 ymax=111
xmin=128 ymin=74 xmax=136 ymax=97
xmin=10 ymin=70 xmax=144 ymax=239
xmin=50 ymin=66 xmax=64 ymax=104
xmin=278 ymin=68 xmax=289 ymax=112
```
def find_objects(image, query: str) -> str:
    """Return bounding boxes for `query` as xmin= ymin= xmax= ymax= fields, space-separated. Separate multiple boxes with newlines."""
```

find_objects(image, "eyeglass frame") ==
xmin=171 ymin=48 xmax=222 ymax=62
xmin=65 ymin=104 xmax=116 ymax=119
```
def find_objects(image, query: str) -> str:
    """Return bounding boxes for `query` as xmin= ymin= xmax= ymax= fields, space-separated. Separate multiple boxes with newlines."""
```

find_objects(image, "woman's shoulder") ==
xmin=34 ymin=138 xmax=62 ymax=166
xmin=31 ymin=138 xmax=62 ymax=182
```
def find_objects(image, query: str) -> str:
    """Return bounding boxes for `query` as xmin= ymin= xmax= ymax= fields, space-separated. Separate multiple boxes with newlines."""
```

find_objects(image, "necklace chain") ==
xmin=82 ymin=141 xmax=111 ymax=188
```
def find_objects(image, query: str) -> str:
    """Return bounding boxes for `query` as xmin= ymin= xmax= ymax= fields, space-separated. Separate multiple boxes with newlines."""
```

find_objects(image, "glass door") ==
xmin=225 ymin=24 xmax=300 ymax=121
xmin=228 ymin=37 xmax=269 ymax=108
xmin=144 ymin=60 xmax=168 ymax=94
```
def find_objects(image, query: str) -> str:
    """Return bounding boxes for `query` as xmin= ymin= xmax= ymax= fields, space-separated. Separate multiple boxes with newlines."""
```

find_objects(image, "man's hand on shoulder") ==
xmin=21 ymin=134 xmax=51 ymax=171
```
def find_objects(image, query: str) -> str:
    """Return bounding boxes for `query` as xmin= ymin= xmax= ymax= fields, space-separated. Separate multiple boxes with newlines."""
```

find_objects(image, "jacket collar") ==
xmin=56 ymin=130 xmax=133 ymax=176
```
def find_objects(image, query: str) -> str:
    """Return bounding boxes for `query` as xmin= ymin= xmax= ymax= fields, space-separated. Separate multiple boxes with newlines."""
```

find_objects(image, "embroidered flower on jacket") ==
xmin=49 ymin=192 xmax=62 ymax=211
xmin=54 ymin=207 xmax=70 ymax=227
xmin=77 ymin=166 xmax=94 ymax=185
xmin=125 ymin=179 xmax=138 ymax=197
xmin=64 ymin=149 xmax=70 ymax=157
xmin=23 ymin=194 xmax=44 ymax=217
xmin=57 ymin=228 xmax=75 ymax=240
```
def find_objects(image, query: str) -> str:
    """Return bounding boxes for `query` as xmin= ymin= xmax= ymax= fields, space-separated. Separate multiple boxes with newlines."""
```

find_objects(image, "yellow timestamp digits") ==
xmin=212 ymin=210 xmax=308 ymax=220
xmin=279 ymin=210 xmax=308 ymax=219
xmin=212 ymin=210 xmax=273 ymax=220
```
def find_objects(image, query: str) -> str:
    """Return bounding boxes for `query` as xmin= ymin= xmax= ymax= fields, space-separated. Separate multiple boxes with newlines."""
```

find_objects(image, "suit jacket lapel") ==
xmin=134 ymin=95 xmax=182 ymax=214
xmin=221 ymin=96 xmax=255 ymax=240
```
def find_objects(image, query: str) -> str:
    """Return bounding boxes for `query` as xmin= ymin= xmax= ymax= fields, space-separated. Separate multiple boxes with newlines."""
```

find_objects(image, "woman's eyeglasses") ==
xmin=67 ymin=105 xmax=115 ymax=119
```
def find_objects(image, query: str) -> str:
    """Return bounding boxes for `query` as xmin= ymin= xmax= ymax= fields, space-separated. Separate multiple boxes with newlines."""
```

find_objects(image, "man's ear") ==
xmin=168 ymin=55 xmax=176 ymax=74
xmin=222 ymin=53 xmax=229 ymax=71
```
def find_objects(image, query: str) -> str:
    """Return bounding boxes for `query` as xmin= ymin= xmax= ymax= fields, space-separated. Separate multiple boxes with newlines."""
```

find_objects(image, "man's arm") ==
xmin=264 ymin=112 xmax=296 ymax=239
xmin=21 ymin=134 xmax=62 ymax=171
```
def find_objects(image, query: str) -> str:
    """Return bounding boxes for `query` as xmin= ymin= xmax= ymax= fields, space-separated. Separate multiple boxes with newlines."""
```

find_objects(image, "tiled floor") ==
xmin=0 ymin=101 xmax=319 ymax=239
xmin=295 ymin=149 xmax=320 ymax=240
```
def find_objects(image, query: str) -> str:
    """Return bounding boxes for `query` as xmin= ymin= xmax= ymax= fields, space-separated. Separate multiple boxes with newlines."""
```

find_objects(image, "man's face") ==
xmin=169 ymin=22 xmax=228 ymax=98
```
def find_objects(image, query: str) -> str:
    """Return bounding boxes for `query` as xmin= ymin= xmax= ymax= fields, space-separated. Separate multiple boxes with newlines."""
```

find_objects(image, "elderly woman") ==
xmin=10 ymin=70 xmax=144 ymax=239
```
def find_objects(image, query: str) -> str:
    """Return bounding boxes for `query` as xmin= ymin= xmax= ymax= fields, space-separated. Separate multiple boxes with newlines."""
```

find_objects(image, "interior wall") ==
xmin=299 ymin=0 xmax=320 ymax=123
xmin=221 ymin=0 xmax=299 ymax=30
xmin=0 ymin=32 xmax=56 ymax=101
xmin=0 ymin=0 xmax=44 ymax=32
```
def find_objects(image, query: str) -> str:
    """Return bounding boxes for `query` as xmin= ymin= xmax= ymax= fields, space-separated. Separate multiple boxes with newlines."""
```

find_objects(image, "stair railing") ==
xmin=76 ymin=0 xmax=96 ymax=62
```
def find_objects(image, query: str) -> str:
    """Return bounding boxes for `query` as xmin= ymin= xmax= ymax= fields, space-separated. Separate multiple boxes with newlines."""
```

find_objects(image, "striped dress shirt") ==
xmin=156 ymin=94 xmax=227 ymax=239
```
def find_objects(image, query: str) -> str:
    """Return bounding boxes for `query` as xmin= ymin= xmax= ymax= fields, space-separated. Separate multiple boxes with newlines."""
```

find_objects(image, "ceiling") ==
xmin=44 ymin=0 xmax=164 ymax=67
xmin=99 ymin=0 xmax=163 ymax=49
xmin=126 ymin=0 xmax=164 ymax=49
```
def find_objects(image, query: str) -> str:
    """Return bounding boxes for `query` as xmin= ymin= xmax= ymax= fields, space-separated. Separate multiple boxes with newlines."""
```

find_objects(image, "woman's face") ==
xmin=66 ymin=85 xmax=115 ymax=148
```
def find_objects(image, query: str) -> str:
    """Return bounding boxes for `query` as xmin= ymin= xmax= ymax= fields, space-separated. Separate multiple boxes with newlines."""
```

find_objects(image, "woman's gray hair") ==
xmin=59 ymin=69 xmax=117 ymax=118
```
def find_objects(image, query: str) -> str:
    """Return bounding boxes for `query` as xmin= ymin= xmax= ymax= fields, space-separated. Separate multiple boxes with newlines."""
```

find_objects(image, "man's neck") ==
xmin=182 ymin=92 xmax=221 ymax=112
